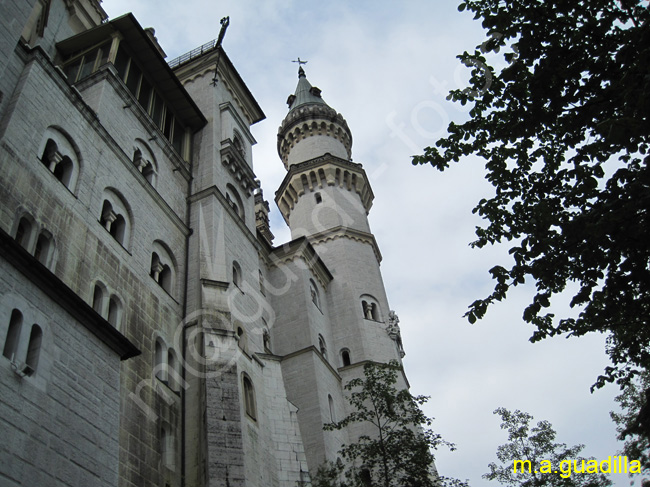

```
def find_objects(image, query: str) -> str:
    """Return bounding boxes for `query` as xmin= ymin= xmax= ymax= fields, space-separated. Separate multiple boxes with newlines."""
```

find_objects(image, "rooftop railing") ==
xmin=167 ymin=39 xmax=217 ymax=69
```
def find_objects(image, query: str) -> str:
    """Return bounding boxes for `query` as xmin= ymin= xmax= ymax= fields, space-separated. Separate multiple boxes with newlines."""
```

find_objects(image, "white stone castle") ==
xmin=0 ymin=2 xmax=413 ymax=486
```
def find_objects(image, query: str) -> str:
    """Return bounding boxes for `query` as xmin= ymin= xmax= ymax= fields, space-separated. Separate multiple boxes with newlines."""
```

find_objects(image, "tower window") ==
xmin=242 ymin=374 xmax=257 ymax=420
xmin=15 ymin=217 xmax=34 ymax=250
xmin=361 ymin=297 xmax=381 ymax=321
xmin=310 ymin=280 xmax=321 ymax=309
xmin=2 ymin=309 xmax=23 ymax=361
xmin=155 ymin=338 xmax=168 ymax=382
xmin=328 ymin=394 xmax=336 ymax=422
xmin=34 ymin=231 xmax=53 ymax=267
xmin=25 ymin=325 xmax=42 ymax=375
xmin=315 ymin=192 xmax=322 ymax=204
xmin=318 ymin=334 xmax=327 ymax=360
xmin=232 ymin=261 xmax=242 ymax=289
xmin=341 ymin=349 xmax=351 ymax=367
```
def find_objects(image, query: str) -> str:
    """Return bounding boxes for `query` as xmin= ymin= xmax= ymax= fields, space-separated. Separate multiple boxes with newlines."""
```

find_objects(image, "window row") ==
xmin=92 ymin=281 xmax=123 ymax=329
xmin=61 ymin=41 xmax=188 ymax=157
xmin=154 ymin=337 xmax=182 ymax=394
xmin=13 ymin=213 xmax=55 ymax=269
xmin=39 ymin=129 xmax=159 ymax=196
xmin=2 ymin=309 xmax=42 ymax=377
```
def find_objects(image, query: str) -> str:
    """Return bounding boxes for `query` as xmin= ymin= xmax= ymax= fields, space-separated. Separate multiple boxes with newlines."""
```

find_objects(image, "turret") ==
xmin=275 ymin=68 xmax=374 ymax=239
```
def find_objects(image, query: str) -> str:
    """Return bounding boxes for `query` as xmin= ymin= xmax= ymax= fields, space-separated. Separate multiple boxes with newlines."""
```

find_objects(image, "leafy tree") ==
xmin=611 ymin=372 xmax=650 ymax=472
xmin=413 ymin=0 xmax=650 ymax=389
xmin=484 ymin=408 xmax=612 ymax=487
xmin=318 ymin=360 xmax=463 ymax=487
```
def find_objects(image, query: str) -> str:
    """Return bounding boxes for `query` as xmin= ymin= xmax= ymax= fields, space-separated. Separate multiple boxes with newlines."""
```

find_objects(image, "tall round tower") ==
xmin=273 ymin=68 xmax=407 ymax=471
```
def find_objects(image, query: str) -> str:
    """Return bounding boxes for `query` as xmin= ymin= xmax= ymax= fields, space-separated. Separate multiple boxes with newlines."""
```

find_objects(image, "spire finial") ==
xmin=292 ymin=57 xmax=308 ymax=78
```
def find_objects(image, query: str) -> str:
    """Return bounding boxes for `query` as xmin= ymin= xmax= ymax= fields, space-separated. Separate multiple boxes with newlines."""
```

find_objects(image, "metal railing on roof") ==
xmin=167 ymin=39 xmax=217 ymax=69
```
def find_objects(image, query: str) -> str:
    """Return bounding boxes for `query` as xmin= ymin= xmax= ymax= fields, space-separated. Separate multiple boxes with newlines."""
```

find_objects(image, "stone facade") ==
xmin=0 ymin=2 xmax=415 ymax=486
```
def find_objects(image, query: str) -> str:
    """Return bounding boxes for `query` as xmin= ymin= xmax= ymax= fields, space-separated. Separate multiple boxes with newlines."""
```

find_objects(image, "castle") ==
xmin=0 ymin=1 xmax=414 ymax=486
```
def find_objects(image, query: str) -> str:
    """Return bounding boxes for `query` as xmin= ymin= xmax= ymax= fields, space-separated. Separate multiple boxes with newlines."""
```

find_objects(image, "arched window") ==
xmin=341 ymin=349 xmax=351 ymax=367
xmin=226 ymin=184 xmax=244 ymax=221
xmin=14 ymin=216 xmax=34 ymax=250
xmin=361 ymin=295 xmax=381 ymax=321
xmin=328 ymin=394 xmax=336 ymax=422
xmin=92 ymin=283 xmax=105 ymax=314
xmin=232 ymin=261 xmax=242 ymax=289
xmin=318 ymin=334 xmax=327 ymax=360
xmin=107 ymin=296 xmax=122 ymax=328
xmin=25 ymin=324 xmax=42 ymax=375
xmin=259 ymin=270 xmax=265 ymax=296
xmin=38 ymin=128 xmax=81 ymax=191
xmin=167 ymin=349 xmax=180 ymax=393
xmin=233 ymin=133 xmax=245 ymax=158
xmin=151 ymin=242 xmax=177 ymax=296
xmin=155 ymin=338 xmax=167 ymax=382
xmin=99 ymin=189 xmax=132 ymax=248
xmin=133 ymin=140 xmax=157 ymax=186
xmin=161 ymin=424 xmax=175 ymax=470
xmin=315 ymin=192 xmax=322 ymax=204
xmin=262 ymin=326 xmax=271 ymax=353
xmin=242 ymin=374 xmax=256 ymax=420
xmin=2 ymin=309 xmax=23 ymax=361
xmin=310 ymin=279 xmax=320 ymax=309
xmin=34 ymin=231 xmax=53 ymax=267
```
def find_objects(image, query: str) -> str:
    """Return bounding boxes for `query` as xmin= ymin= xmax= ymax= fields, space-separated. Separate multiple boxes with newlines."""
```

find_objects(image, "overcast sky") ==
xmin=102 ymin=1 xmax=634 ymax=485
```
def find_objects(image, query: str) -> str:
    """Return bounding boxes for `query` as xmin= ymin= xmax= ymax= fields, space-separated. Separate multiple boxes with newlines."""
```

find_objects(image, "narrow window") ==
xmin=341 ymin=349 xmax=351 ymax=367
xmin=315 ymin=192 xmax=322 ymax=204
xmin=92 ymin=284 xmax=104 ymax=314
xmin=310 ymin=280 xmax=320 ymax=309
xmin=263 ymin=328 xmax=271 ymax=353
xmin=34 ymin=232 xmax=52 ymax=266
xmin=258 ymin=270 xmax=265 ymax=296
xmin=243 ymin=375 xmax=256 ymax=420
xmin=15 ymin=217 xmax=33 ymax=250
xmin=328 ymin=394 xmax=336 ymax=422
xmin=2 ymin=310 xmax=23 ymax=361
xmin=110 ymin=214 xmax=126 ymax=245
xmin=41 ymin=139 xmax=58 ymax=170
xmin=155 ymin=338 xmax=167 ymax=382
xmin=161 ymin=424 xmax=175 ymax=470
xmin=167 ymin=350 xmax=178 ymax=392
xmin=237 ymin=326 xmax=248 ymax=353
xmin=25 ymin=324 xmax=42 ymax=375
xmin=52 ymin=156 xmax=73 ymax=187
xmin=232 ymin=261 xmax=242 ymax=288
xmin=107 ymin=296 xmax=120 ymax=327
xmin=318 ymin=334 xmax=327 ymax=360
xmin=142 ymin=162 xmax=155 ymax=184
xmin=159 ymin=265 xmax=172 ymax=293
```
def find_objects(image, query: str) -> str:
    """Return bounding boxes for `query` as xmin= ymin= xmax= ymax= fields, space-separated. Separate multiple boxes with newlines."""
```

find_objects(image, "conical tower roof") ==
xmin=286 ymin=66 xmax=328 ymax=111
xmin=278 ymin=66 xmax=352 ymax=168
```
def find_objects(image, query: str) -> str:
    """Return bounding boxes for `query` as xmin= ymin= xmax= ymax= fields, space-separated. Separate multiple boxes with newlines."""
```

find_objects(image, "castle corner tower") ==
xmin=270 ymin=67 xmax=408 ymax=472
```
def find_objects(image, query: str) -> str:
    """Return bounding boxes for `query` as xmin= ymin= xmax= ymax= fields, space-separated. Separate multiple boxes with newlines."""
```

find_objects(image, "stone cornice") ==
xmin=274 ymin=154 xmax=374 ymax=225
xmin=308 ymin=226 xmax=383 ymax=264
xmin=268 ymin=237 xmax=333 ymax=289
xmin=277 ymin=104 xmax=352 ymax=167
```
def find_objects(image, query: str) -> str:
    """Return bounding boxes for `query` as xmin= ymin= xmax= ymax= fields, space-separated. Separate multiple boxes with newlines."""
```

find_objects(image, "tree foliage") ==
xmin=611 ymin=372 xmax=650 ymax=471
xmin=317 ymin=360 xmax=463 ymax=487
xmin=484 ymin=408 xmax=612 ymax=487
xmin=413 ymin=0 xmax=650 ymax=388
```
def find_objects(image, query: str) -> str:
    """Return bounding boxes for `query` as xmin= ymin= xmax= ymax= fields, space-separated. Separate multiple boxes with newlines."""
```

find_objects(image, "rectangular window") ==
xmin=138 ymin=77 xmax=153 ymax=109
xmin=113 ymin=46 xmax=129 ymax=81
xmin=151 ymin=92 xmax=164 ymax=128
xmin=172 ymin=124 xmax=184 ymax=154
xmin=64 ymin=58 xmax=81 ymax=82
xmin=125 ymin=62 xmax=142 ymax=96
xmin=163 ymin=111 xmax=173 ymax=139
